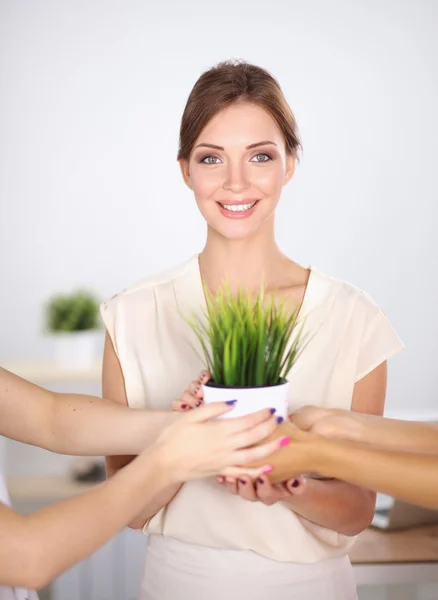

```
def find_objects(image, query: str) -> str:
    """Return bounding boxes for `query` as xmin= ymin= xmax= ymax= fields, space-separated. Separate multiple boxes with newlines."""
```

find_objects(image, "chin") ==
xmin=209 ymin=221 xmax=261 ymax=241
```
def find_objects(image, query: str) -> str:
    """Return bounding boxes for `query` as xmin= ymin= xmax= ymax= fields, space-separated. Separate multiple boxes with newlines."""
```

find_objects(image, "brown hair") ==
xmin=177 ymin=60 xmax=301 ymax=161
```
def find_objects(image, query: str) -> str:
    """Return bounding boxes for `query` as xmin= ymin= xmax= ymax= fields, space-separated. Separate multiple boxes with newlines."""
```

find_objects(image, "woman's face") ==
xmin=180 ymin=101 xmax=295 ymax=240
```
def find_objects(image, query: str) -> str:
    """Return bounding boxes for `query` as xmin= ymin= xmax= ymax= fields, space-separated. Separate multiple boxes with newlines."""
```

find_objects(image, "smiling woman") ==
xmin=100 ymin=60 xmax=403 ymax=600
xmin=177 ymin=65 xmax=300 ymax=240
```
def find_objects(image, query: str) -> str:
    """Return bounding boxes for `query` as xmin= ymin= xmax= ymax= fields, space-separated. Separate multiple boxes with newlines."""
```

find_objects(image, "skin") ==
xmin=106 ymin=100 xmax=384 ymax=536
xmin=176 ymin=365 xmax=386 ymax=536
xmin=0 ymin=367 xmax=283 ymax=589
xmin=260 ymin=409 xmax=438 ymax=510
xmin=292 ymin=405 xmax=438 ymax=454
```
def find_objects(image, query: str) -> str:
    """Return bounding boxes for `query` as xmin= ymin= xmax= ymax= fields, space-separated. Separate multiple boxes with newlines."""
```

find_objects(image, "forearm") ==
xmin=126 ymin=482 xmax=182 ymax=530
xmin=0 ymin=367 xmax=178 ymax=455
xmin=316 ymin=439 xmax=438 ymax=510
xmin=352 ymin=415 xmax=438 ymax=454
xmin=105 ymin=455 xmax=182 ymax=530
xmin=284 ymin=477 xmax=375 ymax=536
xmin=49 ymin=394 xmax=179 ymax=455
xmin=3 ymin=450 xmax=172 ymax=590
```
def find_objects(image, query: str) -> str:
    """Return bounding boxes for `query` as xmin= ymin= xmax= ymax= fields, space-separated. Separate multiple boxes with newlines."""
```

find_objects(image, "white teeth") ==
xmin=221 ymin=201 xmax=256 ymax=212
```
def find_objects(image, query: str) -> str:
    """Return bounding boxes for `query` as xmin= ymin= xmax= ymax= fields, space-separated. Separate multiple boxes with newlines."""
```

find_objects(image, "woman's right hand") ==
xmin=149 ymin=401 xmax=289 ymax=483
xmin=171 ymin=370 xmax=211 ymax=411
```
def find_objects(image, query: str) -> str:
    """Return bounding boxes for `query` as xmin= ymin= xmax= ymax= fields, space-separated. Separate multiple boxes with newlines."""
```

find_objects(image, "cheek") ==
xmin=253 ymin=164 xmax=285 ymax=196
xmin=190 ymin=166 xmax=221 ymax=200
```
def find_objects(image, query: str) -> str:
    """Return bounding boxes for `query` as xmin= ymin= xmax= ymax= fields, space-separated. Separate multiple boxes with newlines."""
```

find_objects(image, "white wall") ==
xmin=1 ymin=0 xmax=437 ymax=415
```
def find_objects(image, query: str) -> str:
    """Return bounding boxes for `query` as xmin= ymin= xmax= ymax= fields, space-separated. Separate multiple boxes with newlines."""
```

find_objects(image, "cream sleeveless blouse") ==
xmin=101 ymin=255 xmax=404 ymax=563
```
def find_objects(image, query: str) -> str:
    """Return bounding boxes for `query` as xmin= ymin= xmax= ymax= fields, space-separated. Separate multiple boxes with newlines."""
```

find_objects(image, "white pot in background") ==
xmin=202 ymin=381 xmax=289 ymax=419
xmin=53 ymin=330 xmax=99 ymax=370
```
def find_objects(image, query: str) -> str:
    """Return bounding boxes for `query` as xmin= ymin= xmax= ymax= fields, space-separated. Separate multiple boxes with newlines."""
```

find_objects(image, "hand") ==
xmin=151 ymin=400 xmax=291 ymax=482
xmin=216 ymin=473 xmax=307 ymax=505
xmin=172 ymin=370 xmax=211 ymax=411
xmin=291 ymin=406 xmax=363 ymax=442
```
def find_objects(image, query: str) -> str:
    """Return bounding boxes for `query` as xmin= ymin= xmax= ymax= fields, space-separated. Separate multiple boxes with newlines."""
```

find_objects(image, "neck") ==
xmin=199 ymin=226 xmax=287 ymax=294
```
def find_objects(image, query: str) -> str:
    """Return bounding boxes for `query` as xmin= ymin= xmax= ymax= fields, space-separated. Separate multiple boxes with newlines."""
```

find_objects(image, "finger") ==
xmin=197 ymin=370 xmax=211 ymax=385
xmin=231 ymin=414 xmax=281 ymax=448
xmin=233 ymin=436 xmax=290 ymax=465
xmin=181 ymin=390 xmax=201 ymax=409
xmin=237 ymin=476 xmax=257 ymax=501
xmin=221 ymin=464 xmax=274 ymax=479
xmin=255 ymin=475 xmax=281 ymax=505
xmin=171 ymin=397 xmax=191 ymax=411
xmin=185 ymin=400 xmax=238 ymax=422
xmin=290 ymin=406 xmax=330 ymax=430
xmin=219 ymin=407 xmax=277 ymax=435
xmin=188 ymin=380 xmax=204 ymax=402
xmin=285 ymin=476 xmax=307 ymax=495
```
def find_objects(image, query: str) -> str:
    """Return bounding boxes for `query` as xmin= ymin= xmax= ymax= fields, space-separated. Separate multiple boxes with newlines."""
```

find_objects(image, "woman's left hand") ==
xmin=217 ymin=473 xmax=306 ymax=505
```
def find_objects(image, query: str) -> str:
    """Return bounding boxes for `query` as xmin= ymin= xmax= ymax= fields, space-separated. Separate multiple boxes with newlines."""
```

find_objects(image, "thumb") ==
xmin=185 ymin=400 xmax=237 ymax=423
xmin=290 ymin=406 xmax=328 ymax=430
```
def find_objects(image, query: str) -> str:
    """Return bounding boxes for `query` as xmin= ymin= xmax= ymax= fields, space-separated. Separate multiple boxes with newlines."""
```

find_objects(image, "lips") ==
xmin=216 ymin=200 xmax=260 ymax=219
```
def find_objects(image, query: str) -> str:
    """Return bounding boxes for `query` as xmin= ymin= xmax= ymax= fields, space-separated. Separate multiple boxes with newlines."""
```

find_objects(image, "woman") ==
xmin=102 ymin=60 xmax=404 ymax=600
xmin=0 ymin=367 xmax=281 ymax=598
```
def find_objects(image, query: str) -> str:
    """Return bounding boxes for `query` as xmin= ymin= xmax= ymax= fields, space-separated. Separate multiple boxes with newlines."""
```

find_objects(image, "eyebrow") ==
xmin=195 ymin=141 xmax=277 ymax=151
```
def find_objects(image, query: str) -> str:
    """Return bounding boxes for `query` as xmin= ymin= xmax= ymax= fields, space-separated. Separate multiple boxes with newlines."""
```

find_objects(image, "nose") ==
xmin=222 ymin=162 xmax=249 ymax=194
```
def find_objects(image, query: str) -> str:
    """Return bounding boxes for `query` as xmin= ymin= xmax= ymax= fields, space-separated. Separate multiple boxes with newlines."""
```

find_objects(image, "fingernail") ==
xmin=270 ymin=408 xmax=276 ymax=414
xmin=226 ymin=399 xmax=238 ymax=405
xmin=181 ymin=404 xmax=188 ymax=410
xmin=279 ymin=437 xmax=291 ymax=447
xmin=239 ymin=479 xmax=247 ymax=485
xmin=194 ymin=386 xmax=200 ymax=394
xmin=277 ymin=416 xmax=284 ymax=424
xmin=196 ymin=401 xmax=202 ymax=406
xmin=257 ymin=478 xmax=264 ymax=484
xmin=262 ymin=465 xmax=273 ymax=474
xmin=291 ymin=479 xmax=300 ymax=488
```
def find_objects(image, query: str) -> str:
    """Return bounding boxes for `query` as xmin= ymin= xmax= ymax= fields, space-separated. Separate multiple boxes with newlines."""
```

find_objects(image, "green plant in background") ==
xmin=185 ymin=283 xmax=305 ymax=388
xmin=45 ymin=290 xmax=101 ymax=333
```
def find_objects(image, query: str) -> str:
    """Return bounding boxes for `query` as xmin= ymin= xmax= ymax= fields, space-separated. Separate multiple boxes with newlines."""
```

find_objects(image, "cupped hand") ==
xmin=153 ymin=400 xmax=291 ymax=483
xmin=217 ymin=472 xmax=307 ymax=505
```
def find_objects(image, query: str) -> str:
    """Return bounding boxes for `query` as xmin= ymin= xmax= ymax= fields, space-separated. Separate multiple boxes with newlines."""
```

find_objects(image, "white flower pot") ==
xmin=202 ymin=381 xmax=289 ymax=419
xmin=53 ymin=330 xmax=99 ymax=370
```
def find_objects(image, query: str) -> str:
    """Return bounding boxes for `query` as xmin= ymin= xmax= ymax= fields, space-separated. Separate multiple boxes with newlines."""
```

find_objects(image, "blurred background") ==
xmin=0 ymin=0 xmax=437 ymax=599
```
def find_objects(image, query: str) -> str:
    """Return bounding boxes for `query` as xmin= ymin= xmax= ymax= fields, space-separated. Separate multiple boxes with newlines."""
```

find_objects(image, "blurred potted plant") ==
xmin=185 ymin=283 xmax=305 ymax=420
xmin=45 ymin=290 xmax=101 ymax=369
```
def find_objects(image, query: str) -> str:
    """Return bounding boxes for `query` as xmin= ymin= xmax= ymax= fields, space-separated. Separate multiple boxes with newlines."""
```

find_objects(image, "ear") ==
xmin=179 ymin=159 xmax=193 ymax=190
xmin=283 ymin=155 xmax=296 ymax=186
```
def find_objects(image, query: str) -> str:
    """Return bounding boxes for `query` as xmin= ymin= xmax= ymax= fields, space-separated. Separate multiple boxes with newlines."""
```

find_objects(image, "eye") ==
xmin=200 ymin=155 xmax=222 ymax=165
xmin=250 ymin=153 xmax=272 ymax=163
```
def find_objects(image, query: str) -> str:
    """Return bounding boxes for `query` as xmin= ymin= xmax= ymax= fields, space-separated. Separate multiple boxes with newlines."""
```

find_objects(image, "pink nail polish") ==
xmin=291 ymin=479 xmax=300 ymax=488
xmin=279 ymin=437 xmax=291 ymax=448
xmin=262 ymin=465 xmax=273 ymax=474
xmin=181 ymin=404 xmax=188 ymax=410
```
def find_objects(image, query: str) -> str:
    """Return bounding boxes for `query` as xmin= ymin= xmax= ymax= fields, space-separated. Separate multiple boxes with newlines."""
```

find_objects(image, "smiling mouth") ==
xmin=218 ymin=201 xmax=258 ymax=212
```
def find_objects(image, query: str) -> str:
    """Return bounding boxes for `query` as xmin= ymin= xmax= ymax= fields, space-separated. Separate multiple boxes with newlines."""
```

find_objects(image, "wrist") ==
xmin=312 ymin=436 xmax=345 ymax=479
xmin=133 ymin=445 xmax=177 ymax=488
